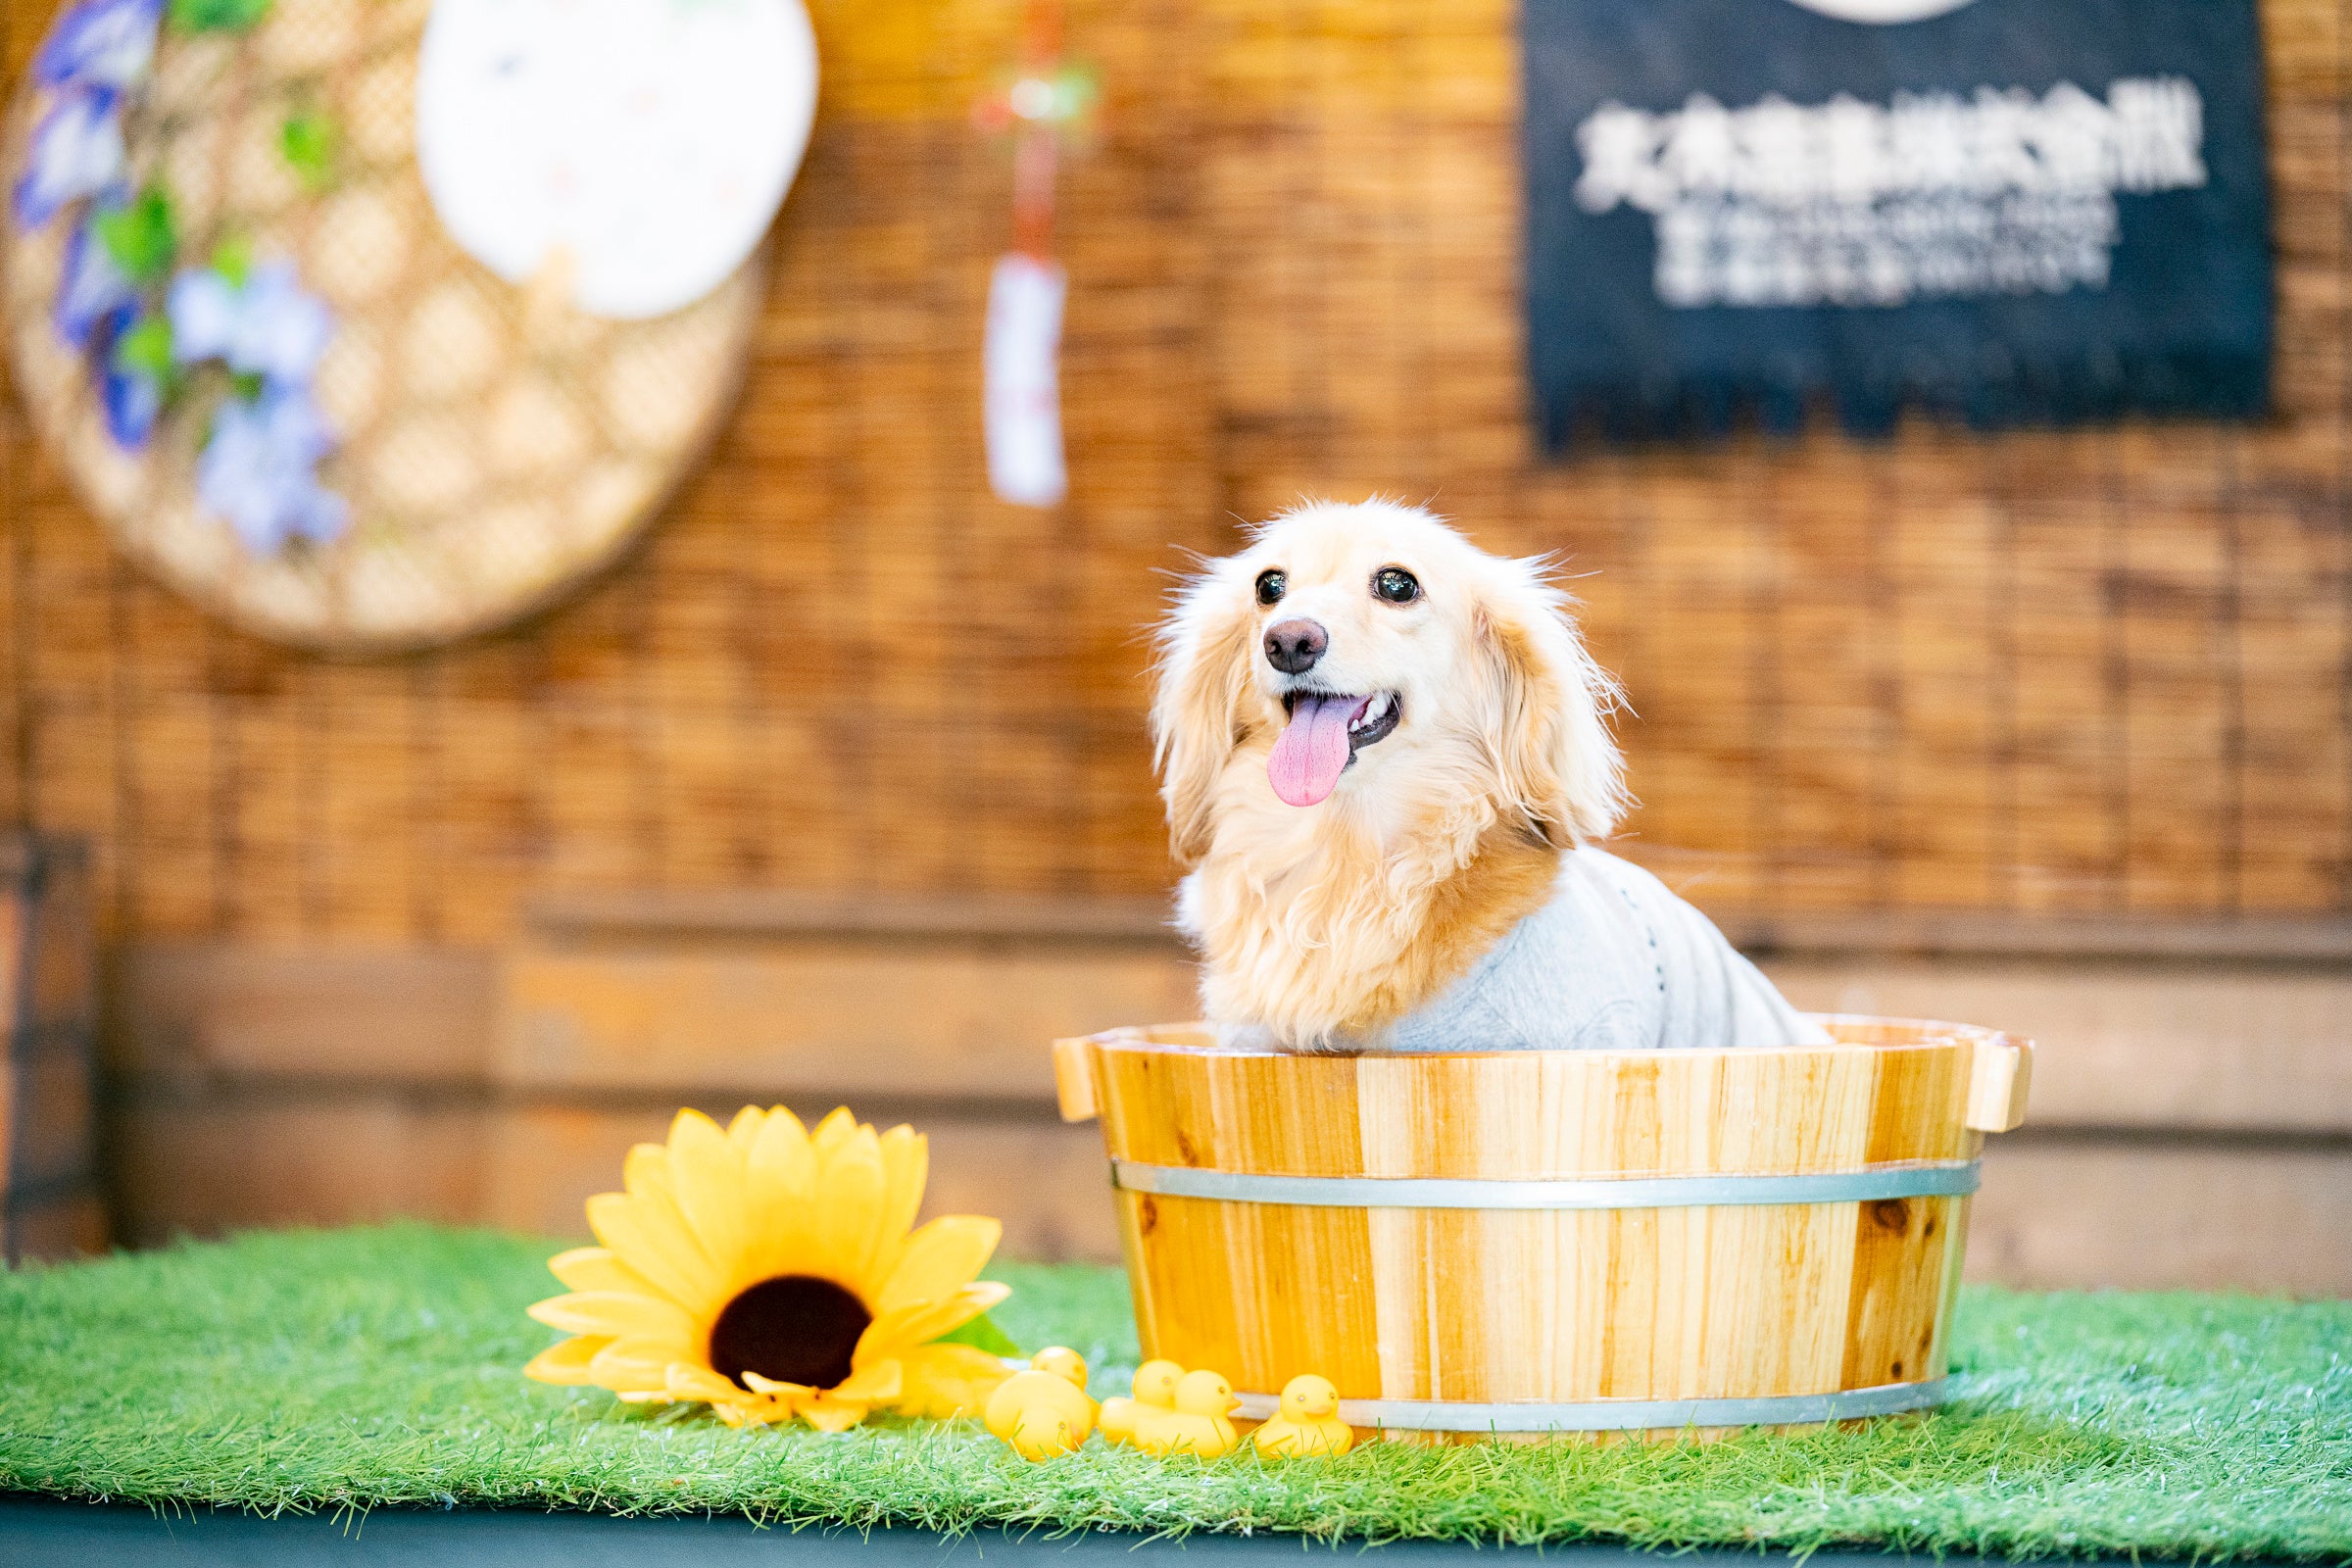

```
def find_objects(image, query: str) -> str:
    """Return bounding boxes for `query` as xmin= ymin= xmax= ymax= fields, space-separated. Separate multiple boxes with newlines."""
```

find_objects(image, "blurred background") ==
xmin=0 ymin=0 xmax=2346 ymax=1291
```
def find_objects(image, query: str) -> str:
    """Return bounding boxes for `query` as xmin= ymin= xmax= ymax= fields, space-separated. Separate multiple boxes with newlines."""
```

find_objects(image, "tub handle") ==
xmin=1052 ymin=1036 xmax=1100 ymax=1122
xmin=1965 ymin=1033 xmax=2034 ymax=1133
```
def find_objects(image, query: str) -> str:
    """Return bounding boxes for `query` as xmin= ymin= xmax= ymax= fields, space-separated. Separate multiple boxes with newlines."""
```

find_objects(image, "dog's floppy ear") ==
xmin=1473 ymin=563 xmax=1627 ymax=849
xmin=1152 ymin=564 xmax=1259 ymax=864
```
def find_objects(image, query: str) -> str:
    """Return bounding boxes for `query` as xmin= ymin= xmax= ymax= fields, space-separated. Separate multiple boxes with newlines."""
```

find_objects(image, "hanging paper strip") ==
xmin=985 ymin=252 xmax=1067 ymax=508
xmin=1522 ymin=0 xmax=2273 ymax=447
xmin=976 ymin=1 xmax=1092 ymax=510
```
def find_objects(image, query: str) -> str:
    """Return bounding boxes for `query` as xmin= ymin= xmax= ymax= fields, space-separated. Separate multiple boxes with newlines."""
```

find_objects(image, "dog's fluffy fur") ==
xmin=1153 ymin=499 xmax=1811 ymax=1053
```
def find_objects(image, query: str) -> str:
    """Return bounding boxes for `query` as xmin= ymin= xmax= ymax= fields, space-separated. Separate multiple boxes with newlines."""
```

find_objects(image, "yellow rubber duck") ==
xmin=1132 ymin=1366 xmax=1240 ymax=1458
xmin=1099 ymin=1358 xmax=1184 ymax=1446
xmin=984 ymin=1347 xmax=1098 ymax=1460
xmin=1248 ymin=1374 xmax=1353 ymax=1457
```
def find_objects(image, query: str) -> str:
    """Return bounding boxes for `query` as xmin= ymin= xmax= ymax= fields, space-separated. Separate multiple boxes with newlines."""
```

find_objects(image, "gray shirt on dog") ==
xmin=1372 ymin=849 xmax=1828 ymax=1053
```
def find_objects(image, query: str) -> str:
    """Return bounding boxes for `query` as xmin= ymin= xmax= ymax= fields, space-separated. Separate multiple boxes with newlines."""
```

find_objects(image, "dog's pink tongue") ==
xmin=1268 ymin=693 xmax=1357 ymax=808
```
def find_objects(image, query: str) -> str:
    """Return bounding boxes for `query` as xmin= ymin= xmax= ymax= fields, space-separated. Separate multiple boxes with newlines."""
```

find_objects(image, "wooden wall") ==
xmin=3 ymin=0 xmax=2350 ymax=939
xmin=3 ymin=0 xmax=2349 ymax=1283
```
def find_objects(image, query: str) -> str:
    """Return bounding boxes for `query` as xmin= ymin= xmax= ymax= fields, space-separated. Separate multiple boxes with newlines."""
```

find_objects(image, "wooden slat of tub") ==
xmin=1096 ymin=1045 xmax=1215 ymax=1167
xmin=1597 ymin=1206 xmax=1672 ymax=1400
xmin=1865 ymin=1041 xmax=1979 ymax=1164
xmin=1123 ymin=1188 xmax=1246 ymax=1379
xmin=1112 ymin=1191 xmax=1164 ymax=1361
xmin=1221 ymin=1056 xmax=1367 ymax=1178
xmin=1365 ymin=1208 xmax=1431 ymax=1398
xmin=1102 ymin=1036 xmax=1975 ymax=1179
xmin=1635 ymin=1203 xmax=1855 ymax=1400
xmin=1931 ymin=1193 xmax=1971 ymax=1371
xmin=1116 ymin=1190 xmax=1232 ymax=1374
xmin=1839 ymin=1193 xmax=1968 ymax=1388
xmin=1702 ymin=1050 xmax=1882 ymax=1182
xmin=1222 ymin=1199 xmax=1383 ymax=1395
xmin=1096 ymin=1047 xmax=1366 ymax=1174
xmin=1118 ymin=1190 xmax=1382 ymax=1396
xmin=1837 ymin=1044 xmax=1979 ymax=1388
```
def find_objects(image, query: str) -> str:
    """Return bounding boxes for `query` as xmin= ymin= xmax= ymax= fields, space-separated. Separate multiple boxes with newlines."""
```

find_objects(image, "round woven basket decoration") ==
xmin=4 ymin=0 xmax=773 ymax=654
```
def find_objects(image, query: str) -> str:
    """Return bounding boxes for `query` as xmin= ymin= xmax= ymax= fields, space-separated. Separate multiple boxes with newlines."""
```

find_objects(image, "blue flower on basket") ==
xmin=103 ymin=345 xmax=163 ymax=449
xmin=12 ymin=86 xmax=125 ymax=229
xmin=53 ymin=207 xmax=138 ymax=351
xmin=100 ymin=308 xmax=172 ymax=448
xmin=33 ymin=0 xmax=162 ymax=91
xmin=168 ymin=261 xmax=333 ymax=386
xmin=195 ymin=389 xmax=349 ymax=554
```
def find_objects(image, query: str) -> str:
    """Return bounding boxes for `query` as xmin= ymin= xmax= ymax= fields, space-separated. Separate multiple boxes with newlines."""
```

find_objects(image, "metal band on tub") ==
xmin=1107 ymin=1159 xmax=1980 ymax=1208
xmin=1226 ymin=1377 xmax=1953 ymax=1433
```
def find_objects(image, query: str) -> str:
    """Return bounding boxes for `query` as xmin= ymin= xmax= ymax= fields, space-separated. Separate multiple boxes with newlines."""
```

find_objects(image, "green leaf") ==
xmin=931 ymin=1311 xmax=1019 ymax=1357
xmin=168 ymin=0 xmax=272 ymax=32
xmin=211 ymin=234 xmax=254 ymax=289
xmin=112 ymin=315 xmax=175 ymax=383
xmin=279 ymin=109 xmax=338 ymax=192
xmin=93 ymin=188 xmax=176 ymax=285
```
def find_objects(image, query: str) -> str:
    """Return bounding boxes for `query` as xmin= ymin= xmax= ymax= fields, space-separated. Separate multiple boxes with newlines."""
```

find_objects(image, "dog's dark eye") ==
xmin=1254 ymin=569 xmax=1287 ymax=606
xmin=1372 ymin=566 xmax=1421 ymax=604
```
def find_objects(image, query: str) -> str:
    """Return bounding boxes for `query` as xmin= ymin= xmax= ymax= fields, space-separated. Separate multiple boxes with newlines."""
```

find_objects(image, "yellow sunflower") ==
xmin=524 ymin=1105 xmax=1013 ymax=1431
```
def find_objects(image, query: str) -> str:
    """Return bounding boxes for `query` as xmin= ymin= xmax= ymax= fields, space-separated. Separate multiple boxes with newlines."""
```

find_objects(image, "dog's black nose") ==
xmin=1264 ymin=618 xmax=1328 ymax=674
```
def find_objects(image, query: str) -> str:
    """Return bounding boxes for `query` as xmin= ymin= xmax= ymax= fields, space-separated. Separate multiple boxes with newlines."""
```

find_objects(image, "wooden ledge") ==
xmin=1719 ymin=910 xmax=2352 ymax=964
xmin=529 ymin=887 xmax=2352 ymax=963
xmin=526 ymin=890 xmax=1178 ymax=945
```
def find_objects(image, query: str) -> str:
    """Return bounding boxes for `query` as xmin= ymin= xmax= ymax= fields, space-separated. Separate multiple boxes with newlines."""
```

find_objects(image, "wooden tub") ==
xmin=1050 ymin=1016 xmax=2032 ymax=1439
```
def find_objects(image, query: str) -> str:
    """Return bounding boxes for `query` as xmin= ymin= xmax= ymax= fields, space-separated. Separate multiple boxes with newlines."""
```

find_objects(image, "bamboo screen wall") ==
xmin=2 ymin=0 xmax=2348 ymax=945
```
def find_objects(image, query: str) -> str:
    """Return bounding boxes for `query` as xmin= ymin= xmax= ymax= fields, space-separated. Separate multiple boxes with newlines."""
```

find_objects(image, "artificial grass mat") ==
xmin=0 ymin=1227 xmax=2346 ymax=1559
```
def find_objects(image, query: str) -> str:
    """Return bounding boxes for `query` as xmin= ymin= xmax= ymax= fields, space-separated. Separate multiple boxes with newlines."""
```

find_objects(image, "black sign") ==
xmin=1523 ymin=0 xmax=2272 ymax=445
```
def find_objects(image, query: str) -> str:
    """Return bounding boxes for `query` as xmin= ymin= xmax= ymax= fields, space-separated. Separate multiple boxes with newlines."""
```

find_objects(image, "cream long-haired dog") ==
xmin=1152 ymin=500 xmax=1825 ymax=1053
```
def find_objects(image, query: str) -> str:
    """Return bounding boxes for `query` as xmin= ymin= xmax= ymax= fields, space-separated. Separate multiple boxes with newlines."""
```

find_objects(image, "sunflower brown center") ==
xmin=708 ymin=1274 xmax=871 ymax=1392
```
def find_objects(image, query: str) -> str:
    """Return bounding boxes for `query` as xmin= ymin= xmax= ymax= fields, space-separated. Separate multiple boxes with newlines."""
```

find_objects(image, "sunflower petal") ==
xmin=799 ymin=1396 xmax=872 ymax=1433
xmin=891 ymin=1342 xmax=1012 ymax=1418
xmin=669 ymin=1106 xmax=729 ymax=1151
xmin=611 ymin=1152 xmax=721 ymax=1299
xmin=726 ymin=1105 xmax=765 ymax=1156
xmin=807 ymin=1124 xmax=886 ymax=1290
xmin=740 ymin=1371 xmax=815 ymax=1397
xmin=870 ymin=1125 xmax=928 ymax=1275
xmin=749 ymin=1108 xmax=815 ymax=1190
xmin=588 ymin=1336 xmax=692 ymax=1394
xmin=861 ymin=1281 xmax=1013 ymax=1355
xmin=523 ymin=1334 xmax=611 ymax=1385
xmin=665 ymin=1109 xmax=752 ymax=1286
xmin=743 ymin=1110 xmax=816 ymax=1281
xmin=586 ymin=1193 xmax=721 ymax=1315
xmin=810 ymin=1106 xmax=858 ymax=1153
xmin=547 ymin=1246 xmax=664 ymax=1298
xmin=720 ymin=1398 xmax=796 ymax=1428
xmin=528 ymin=1290 xmax=697 ymax=1341
xmin=877 ymin=1215 xmax=1001 ymax=1312
xmin=623 ymin=1143 xmax=672 ymax=1200
xmin=834 ymin=1358 xmax=904 ymax=1402
xmin=665 ymin=1362 xmax=745 ymax=1403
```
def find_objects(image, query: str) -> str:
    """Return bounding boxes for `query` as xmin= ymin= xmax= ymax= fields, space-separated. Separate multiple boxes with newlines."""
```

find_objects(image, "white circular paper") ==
xmin=1780 ymin=0 xmax=1976 ymax=22
xmin=415 ymin=0 xmax=816 ymax=320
